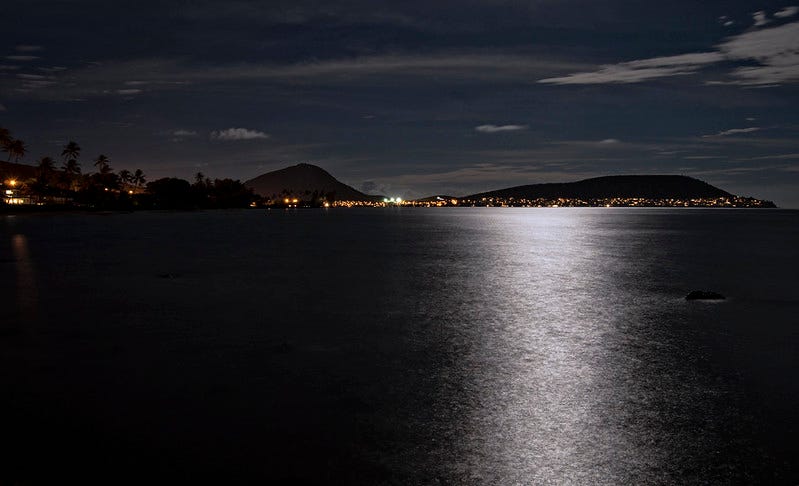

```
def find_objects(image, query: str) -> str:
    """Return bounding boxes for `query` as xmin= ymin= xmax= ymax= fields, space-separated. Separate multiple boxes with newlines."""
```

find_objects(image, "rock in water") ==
xmin=686 ymin=290 xmax=726 ymax=300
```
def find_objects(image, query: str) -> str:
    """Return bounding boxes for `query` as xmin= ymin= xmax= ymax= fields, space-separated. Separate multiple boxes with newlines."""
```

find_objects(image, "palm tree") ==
xmin=0 ymin=127 xmax=10 ymax=146
xmin=119 ymin=169 xmax=132 ymax=185
xmin=62 ymin=158 xmax=81 ymax=176
xmin=61 ymin=158 xmax=81 ymax=191
xmin=94 ymin=154 xmax=110 ymax=173
xmin=61 ymin=141 xmax=80 ymax=162
xmin=133 ymin=169 xmax=146 ymax=189
xmin=1 ymin=139 xmax=12 ymax=161
xmin=37 ymin=157 xmax=56 ymax=183
xmin=5 ymin=139 xmax=27 ymax=162
xmin=38 ymin=156 xmax=56 ymax=172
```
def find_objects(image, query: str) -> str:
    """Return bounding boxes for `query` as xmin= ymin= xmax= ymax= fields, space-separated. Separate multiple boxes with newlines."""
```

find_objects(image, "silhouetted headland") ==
xmin=2 ymin=157 xmax=778 ymax=210
xmin=244 ymin=163 xmax=383 ymax=204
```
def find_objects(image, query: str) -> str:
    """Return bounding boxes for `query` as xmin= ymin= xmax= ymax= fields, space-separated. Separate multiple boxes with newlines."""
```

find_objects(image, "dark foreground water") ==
xmin=1 ymin=208 xmax=798 ymax=484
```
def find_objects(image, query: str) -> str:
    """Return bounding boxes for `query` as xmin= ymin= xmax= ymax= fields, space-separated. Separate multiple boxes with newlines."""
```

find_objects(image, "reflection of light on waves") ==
xmin=467 ymin=211 xmax=617 ymax=483
xmin=12 ymin=234 xmax=38 ymax=319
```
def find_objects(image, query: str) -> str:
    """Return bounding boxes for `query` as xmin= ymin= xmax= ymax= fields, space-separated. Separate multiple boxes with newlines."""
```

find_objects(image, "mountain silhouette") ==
xmin=244 ymin=163 xmax=380 ymax=201
xmin=463 ymin=175 xmax=733 ymax=200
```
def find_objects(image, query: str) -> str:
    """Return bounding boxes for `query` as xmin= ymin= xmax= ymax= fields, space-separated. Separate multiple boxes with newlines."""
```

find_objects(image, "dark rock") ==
xmin=686 ymin=290 xmax=726 ymax=301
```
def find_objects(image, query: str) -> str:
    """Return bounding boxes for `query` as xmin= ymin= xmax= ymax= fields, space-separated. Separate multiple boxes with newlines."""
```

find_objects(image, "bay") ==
xmin=1 ymin=208 xmax=797 ymax=484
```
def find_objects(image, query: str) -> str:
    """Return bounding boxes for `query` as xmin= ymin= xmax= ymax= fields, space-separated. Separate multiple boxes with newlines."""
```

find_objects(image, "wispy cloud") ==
xmin=475 ymin=124 xmax=527 ymax=133
xmin=775 ymin=6 xmax=799 ymax=18
xmin=540 ymin=20 xmax=799 ymax=86
xmin=752 ymin=11 xmax=771 ymax=27
xmin=749 ymin=152 xmax=799 ymax=160
xmin=4 ymin=52 xmax=584 ymax=101
xmin=211 ymin=128 xmax=270 ymax=141
xmin=716 ymin=127 xmax=761 ymax=137
xmin=116 ymin=89 xmax=142 ymax=95
xmin=0 ymin=103 xmax=6 ymax=111
xmin=170 ymin=129 xmax=199 ymax=143
xmin=598 ymin=138 xmax=621 ymax=144
xmin=5 ymin=55 xmax=39 ymax=61
xmin=17 ymin=73 xmax=50 ymax=80
xmin=173 ymin=129 xmax=198 ymax=137
xmin=15 ymin=45 xmax=43 ymax=52
xmin=539 ymin=52 xmax=723 ymax=85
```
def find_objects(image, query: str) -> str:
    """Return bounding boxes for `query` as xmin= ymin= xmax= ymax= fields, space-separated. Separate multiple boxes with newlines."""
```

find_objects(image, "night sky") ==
xmin=2 ymin=0 xmax=799 ymax=205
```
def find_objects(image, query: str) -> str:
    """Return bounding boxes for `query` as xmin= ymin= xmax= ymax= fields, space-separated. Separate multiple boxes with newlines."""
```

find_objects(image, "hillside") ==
xmin=464 ymin=175 xmax=732 ymax=200
xmin=244 ymin=163 xmax=379 ymax=201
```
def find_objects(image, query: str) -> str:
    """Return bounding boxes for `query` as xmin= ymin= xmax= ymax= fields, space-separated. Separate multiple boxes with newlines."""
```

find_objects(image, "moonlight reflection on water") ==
xmin=0 ymin=208 xmax=797 ymax=484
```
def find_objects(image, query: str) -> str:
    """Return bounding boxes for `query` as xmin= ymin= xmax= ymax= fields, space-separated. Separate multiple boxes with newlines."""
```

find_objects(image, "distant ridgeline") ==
xmin=455 ymin=175 xmax=776 ymax=208
xmin=244 ymin=167 xmax=774 ymax=208
xmin=3 ymin=156 xmax=776 ymax=209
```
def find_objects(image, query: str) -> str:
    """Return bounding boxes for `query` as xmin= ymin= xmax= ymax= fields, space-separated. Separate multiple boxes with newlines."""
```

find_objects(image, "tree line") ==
xmin=1 ymin=126 xmax=257 ymax=210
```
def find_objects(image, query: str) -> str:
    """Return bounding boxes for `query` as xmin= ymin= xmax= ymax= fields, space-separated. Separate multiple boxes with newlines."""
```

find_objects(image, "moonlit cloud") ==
xmin=705 ymin=127 xmax=761 ymax=137
xmin=475 ymin=124 xmax=527 ymax=133
xmin=8 ymin=54 xmax=583 ymax=101
xmin=598 ymin=138 xmax=620 ymax=144
xmin=540 ymin=20 xmax=799 ymax=86
xmin=211 ymin=128 xmax=270 ymax=140
xmin=539 ymin=52 xmax=723 ymax=85
xmin=173 ymin=129 xmax=198 ymax=137
xmin=775 ymin=6 xmax=799 ymax=18
xmin=15 ymin=45 xmax=43 ymax=52
xmin=17 ymin=73 xmax=50 ymax=80
xmin=753 ymin=11 xmax=771 ymax=27
xmin=5 ymin=55 xmax=40 ymax=61
xmin=717 ymin=22 xmax=799 ymax=84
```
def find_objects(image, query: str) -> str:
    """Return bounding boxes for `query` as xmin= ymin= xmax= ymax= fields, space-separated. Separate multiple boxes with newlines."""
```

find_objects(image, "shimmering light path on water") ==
xmin=1 ymin=208 xmax=797 ymax=484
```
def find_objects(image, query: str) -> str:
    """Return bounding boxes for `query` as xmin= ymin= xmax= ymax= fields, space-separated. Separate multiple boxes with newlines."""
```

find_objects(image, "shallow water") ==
xmin=1 ymin=208 xmax=798 ymax=484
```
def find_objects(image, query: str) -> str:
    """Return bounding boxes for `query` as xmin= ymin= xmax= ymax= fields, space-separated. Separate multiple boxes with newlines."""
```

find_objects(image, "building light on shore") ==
xmin=9 ymin=180 xmax=16 ymax=187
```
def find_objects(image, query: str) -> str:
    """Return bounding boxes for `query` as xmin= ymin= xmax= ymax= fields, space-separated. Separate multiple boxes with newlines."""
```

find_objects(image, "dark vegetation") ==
xmin=1 ymin=126 xmax=258 ymax=211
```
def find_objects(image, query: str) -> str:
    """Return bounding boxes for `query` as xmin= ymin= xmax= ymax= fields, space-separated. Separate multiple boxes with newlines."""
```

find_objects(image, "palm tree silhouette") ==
xmin=94 ymin=154 xmax=110 ymax=173
xmin=38 ymin=157 xmax=56 ymax=181
xmin=0 ymin=127 xmax=10 ymax=146
xmin=133 ymin=169 xmax=146 ymax=189
xmin=62 ymin=159 xmax=81 ymax=176
xmin=5 ymin=139 xmax=27 ymax=162
xmin=61 ymin=159 xmax=81 ymax=191
xmin=38 ymin=156 xmax=56 ymax=172
xmin=119 ymin=169 xmax=132 ymax=187
xmin=61 ymin=141 xmax=80 ymax=161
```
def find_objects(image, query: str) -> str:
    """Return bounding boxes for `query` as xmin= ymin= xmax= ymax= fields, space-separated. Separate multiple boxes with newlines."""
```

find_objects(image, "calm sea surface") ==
xmin=1 ymin=208 xmax=798 ymax=484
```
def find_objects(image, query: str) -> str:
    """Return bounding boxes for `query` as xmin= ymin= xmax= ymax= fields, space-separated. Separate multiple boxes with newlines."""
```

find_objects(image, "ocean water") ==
xmin=1 ymin=208 xmax=798 ymax=484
